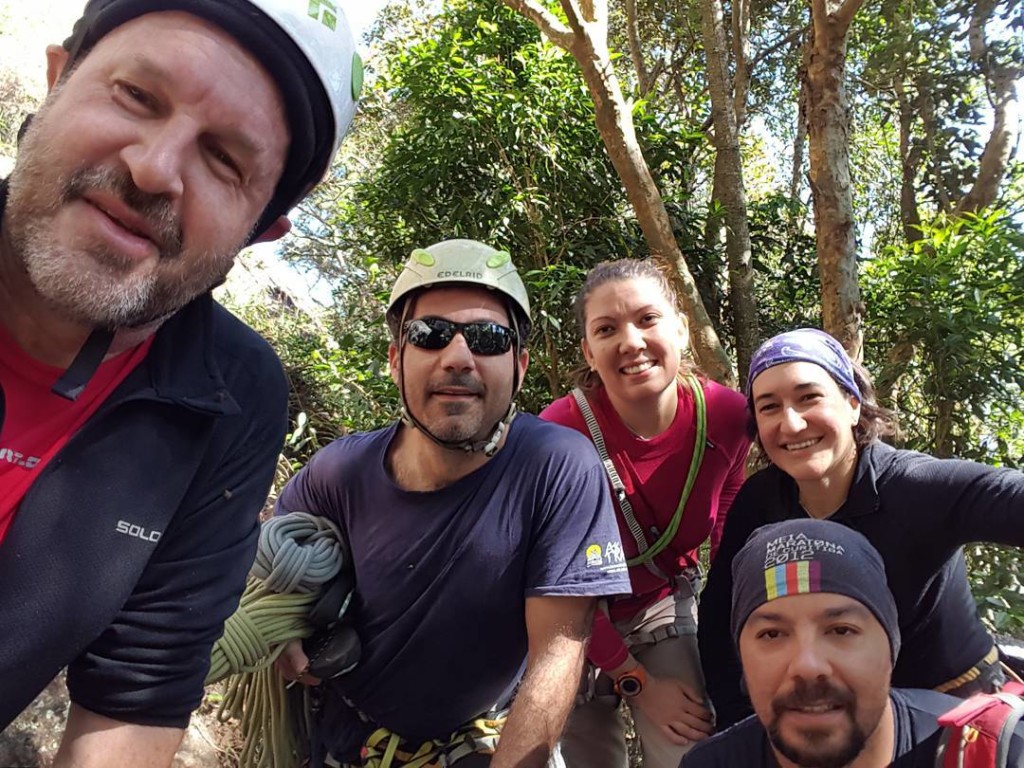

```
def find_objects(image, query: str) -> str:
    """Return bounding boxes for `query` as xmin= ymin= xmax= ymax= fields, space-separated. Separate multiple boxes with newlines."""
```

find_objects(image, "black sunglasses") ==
xmin=403 ymin=317 xmax=516 ymax=356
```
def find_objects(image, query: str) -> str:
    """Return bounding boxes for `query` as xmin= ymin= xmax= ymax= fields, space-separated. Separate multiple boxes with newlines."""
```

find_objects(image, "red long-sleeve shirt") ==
xmin=540 ymin=379 xmax=750 ymax=671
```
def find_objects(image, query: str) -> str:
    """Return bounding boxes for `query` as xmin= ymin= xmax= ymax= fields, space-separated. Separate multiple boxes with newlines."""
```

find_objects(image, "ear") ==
xmin=251 ymin=216 xmax=291 ymax=245
xmin=388 ymin=342 xmax=401 ymax=386
xmin=677 ymin=312 xmax=690 ymax=354
xmin=46 ymin=45 xmax=70 ymax=91
xmin=580 ymin=337 xmax=595 ymax=369
xmin=850 ymin=396 xmax=862 ymax=425
xmin=516 ymin=349 xmax=530 ymax=389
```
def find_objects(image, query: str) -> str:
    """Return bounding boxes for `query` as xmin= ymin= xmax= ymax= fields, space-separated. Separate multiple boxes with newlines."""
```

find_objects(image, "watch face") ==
xmin=618 ymin=674 xmax=643 ymax=697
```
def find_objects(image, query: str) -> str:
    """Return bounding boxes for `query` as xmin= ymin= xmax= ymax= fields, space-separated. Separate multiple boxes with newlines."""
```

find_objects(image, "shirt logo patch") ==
xmin=0 ymin=446 xmax=40 ymax=469
xmin=604 ymin=541 xmax=625 ymax=565
xmin=116 ymin=520 xmax=162 ymax=543
xmin=586 ymin=544 xmax=603 ymax=568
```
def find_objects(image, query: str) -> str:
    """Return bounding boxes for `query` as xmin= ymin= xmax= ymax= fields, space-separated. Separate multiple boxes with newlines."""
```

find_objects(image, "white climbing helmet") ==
xmin=244 ymin=0 xmax=362 ymax=172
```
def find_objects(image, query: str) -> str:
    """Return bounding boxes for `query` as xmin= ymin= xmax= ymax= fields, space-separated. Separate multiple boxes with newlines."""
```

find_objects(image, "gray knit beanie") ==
xmin=731 ymin=519 xmax=901 ymax=666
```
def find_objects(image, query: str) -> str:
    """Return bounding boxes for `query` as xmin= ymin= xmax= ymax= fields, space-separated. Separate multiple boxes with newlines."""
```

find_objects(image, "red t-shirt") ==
xmin=540 ymin=379 xmax=750 ymax=670
xmin=0 ymin=324 xmax=153 ymax=543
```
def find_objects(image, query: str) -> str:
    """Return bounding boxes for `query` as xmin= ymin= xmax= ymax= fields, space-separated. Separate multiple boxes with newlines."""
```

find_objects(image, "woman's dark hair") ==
xmin=747 ymin=358 xmax=900 ymax=461
xmin=569 ymin=259 xmax=698 ymax=390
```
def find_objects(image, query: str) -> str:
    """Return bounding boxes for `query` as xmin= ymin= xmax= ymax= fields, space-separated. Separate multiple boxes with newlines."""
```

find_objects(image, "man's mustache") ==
xmin=62 ymin=167 xmax=183 ymax=257
xmin=772 ymin=677 xmax=855 ymax=714
xmin=430 ymin=373 xmax=485 ymax=396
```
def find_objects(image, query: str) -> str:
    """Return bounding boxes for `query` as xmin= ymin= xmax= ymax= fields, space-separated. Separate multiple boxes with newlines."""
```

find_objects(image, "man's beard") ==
xmin=765 ymin=678 xmax=871 ymax=768
xmin=5 ymin=102 xmax=246 ymax=328
xmin=420 ymin=371 xmax=490 ymax=443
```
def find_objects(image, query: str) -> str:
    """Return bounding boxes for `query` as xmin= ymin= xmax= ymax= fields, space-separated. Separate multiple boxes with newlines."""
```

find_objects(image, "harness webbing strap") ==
xmin=572 ymin=375 xmax=708 ymax=573
xmin=348 ymin=715 xmax=504 ymax=768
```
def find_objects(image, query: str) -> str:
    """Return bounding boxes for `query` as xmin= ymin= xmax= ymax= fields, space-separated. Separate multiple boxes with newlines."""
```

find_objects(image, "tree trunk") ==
xmin=501 ymin=0 xmax=736 ymax=384
xmin=803 ymin=0 xmax=865 ymax=360
xmin=933 ymin=397 xmax=955 ymax=458
xmin=789 ymin=75 xmax=807 ymax=203
xmin=954 ymin=0 xmax=1022 ymax=215
xmin=894 ymin=78 xmax=923 ymax=245
xmin=702 ymin=0 xmax=758 ymax=385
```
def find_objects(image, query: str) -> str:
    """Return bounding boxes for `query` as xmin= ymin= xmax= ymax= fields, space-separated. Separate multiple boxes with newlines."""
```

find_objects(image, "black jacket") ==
xmin=0 ymin=181 xmax=288 ymax=727
xmin=699 ymin=441 xmax=1024 ymax=729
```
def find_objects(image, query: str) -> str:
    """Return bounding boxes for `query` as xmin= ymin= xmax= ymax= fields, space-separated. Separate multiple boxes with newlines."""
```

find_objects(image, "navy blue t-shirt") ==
xmin=681 ymin=688 xmax=1024 ymax=767
xmin=276 ymin=414 xmax=631 ymax=758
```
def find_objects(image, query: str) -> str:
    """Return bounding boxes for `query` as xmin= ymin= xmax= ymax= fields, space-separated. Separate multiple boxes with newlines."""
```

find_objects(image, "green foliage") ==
xmin=230 ymin=257 xmax=400 ymax=477
xmin=309 ymin=0 xmax=708 ymax=400
xmin=0 ymin=66 xmax=36 ymax=156
xmin=864 ymin=211 xmax=1024 ymax=460
xmin=748 ymin=193 xmax=822 ymax=336
xmin=968 ymin=544 xmax=1024 ymax=636
xmin=864 ymin=211 xmax=1024 ymax=632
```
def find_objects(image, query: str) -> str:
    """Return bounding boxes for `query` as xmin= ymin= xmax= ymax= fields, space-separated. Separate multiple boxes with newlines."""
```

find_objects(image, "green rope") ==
xmin=206 ymin=512 xmax=351 ymax=768
xmin=627 ymin=373 xmax=708 ymax=566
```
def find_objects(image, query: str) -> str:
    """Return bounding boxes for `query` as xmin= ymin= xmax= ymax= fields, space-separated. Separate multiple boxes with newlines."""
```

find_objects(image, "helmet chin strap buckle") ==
xmin=399 ymin=403 xmax=517 ymax=458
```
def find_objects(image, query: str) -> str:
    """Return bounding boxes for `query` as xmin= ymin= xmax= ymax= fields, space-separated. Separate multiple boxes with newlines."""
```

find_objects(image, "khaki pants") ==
xmin=560 ymin=591 xmax=706 ymax=768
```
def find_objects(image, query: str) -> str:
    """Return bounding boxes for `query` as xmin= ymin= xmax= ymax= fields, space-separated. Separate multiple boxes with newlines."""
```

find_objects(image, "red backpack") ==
xmin=936 ymin=682 xmax=1024 ymax=767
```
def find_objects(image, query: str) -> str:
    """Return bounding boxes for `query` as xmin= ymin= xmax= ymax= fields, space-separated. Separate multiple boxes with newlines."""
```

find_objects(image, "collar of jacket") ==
xmin=143 ymin=294 xmax=242 ymax=417
xmin=774 ymin=440 xmax=886 ymax=520
xmin=1 ymin=177 xmax=241 ymax=417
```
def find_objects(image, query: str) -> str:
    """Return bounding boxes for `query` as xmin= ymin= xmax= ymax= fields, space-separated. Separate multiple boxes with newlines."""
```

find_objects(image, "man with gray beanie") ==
xmin=0 ymin=1 xmax=359 ymax=764
xmin=682 ymin=519 xmax=1024 ymax=767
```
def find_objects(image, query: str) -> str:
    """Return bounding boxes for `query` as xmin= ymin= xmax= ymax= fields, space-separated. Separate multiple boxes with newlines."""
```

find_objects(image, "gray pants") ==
xmin=560 ymin=592 xmax=706 ymax=768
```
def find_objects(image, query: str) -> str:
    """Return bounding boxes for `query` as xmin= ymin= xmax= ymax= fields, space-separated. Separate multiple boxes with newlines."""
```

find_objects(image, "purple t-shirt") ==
xmin=276 ymin=413 xmax=631 ymax=758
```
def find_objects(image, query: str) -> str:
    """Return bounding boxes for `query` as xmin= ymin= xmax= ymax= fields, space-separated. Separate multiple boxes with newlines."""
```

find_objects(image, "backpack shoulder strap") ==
xmin=936 ymin=689 xmax=1024 ymax=768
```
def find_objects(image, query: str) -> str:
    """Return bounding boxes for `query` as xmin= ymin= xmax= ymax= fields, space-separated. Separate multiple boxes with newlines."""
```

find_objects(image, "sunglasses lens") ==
xmin=462 ymin=323 xmax=513 ymax=355
xmin=404 ymin=318 xmax=515 ymax=355
xmin=405 ymin=319 xmax=451 ymax=350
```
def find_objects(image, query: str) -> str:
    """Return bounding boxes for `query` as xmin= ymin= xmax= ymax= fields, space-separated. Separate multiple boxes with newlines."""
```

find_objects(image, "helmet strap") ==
xmin=51 ymin=327 xmax=115 ymax=401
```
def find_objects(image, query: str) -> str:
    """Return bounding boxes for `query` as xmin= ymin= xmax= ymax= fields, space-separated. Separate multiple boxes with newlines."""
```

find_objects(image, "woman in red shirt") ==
xmin=540 ymin=259 xmax=750 ymax=768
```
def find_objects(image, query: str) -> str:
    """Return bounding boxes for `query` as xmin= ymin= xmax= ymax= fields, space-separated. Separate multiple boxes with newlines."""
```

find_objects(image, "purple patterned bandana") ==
xmin=746 ymin=328 xmax=861 ymax=401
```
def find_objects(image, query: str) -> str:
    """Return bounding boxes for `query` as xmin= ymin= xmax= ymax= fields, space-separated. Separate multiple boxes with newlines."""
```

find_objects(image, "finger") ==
xmin=275 ymin=641 xmax=311 ymax=680
xmin=677 ymin=699 xmax=714 ymax=722
xmin=287 ymin=670 xmax=323 ymax=688
xmin=672 ymin=679 xmax=710 ymax=705
xmin=669 ymin=714 xmax=714 ymax=741
xmin=659 ymin=724 xmax=691 ymax=747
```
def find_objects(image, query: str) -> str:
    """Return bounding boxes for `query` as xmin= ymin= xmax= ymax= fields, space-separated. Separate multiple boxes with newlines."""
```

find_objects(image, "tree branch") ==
xmin=749 ymin=25 xmax=807 ymax=74
xmin=953 ymin=0 xmax=1022 ymax=214
xmin=501 ymin=0 xmax=574 ymax=49
xmin=833 ymin=0 xmax=868 ymax=30
xmin=810 ymin=0 xmax=830 ymax=41
xmin=624 ymin=0 xmax=652 ymax=96
xmin=967 ymin=0 xmax=998 ymax=63
xmin=731 ymin=0 xmax=751 ymax=128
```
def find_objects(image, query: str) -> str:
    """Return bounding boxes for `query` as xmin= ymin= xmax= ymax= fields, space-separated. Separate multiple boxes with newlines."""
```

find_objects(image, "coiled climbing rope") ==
xmin=207 ymin=511 xmax=351 ymax=768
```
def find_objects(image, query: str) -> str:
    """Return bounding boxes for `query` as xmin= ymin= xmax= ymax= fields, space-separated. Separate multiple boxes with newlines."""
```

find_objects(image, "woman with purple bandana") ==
xmin=697 ymin=328 xmax=1024 ymax=731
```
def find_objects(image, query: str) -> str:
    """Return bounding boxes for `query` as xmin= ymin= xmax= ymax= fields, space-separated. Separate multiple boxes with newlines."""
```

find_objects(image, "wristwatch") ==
xmin=614 ymin=665 xmax=647 ymax=698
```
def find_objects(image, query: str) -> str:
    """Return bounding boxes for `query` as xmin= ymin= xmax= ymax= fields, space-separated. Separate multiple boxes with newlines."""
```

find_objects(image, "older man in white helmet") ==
xmin=276 ymin=240 xmax=632 ymax=768
xmin=0 ymin=0 xmax=360 ymax=764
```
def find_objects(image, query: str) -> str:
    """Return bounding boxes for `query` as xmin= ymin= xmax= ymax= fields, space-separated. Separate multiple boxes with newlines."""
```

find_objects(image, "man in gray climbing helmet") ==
xmin=275 ymin=239 xmax=631 ymax=767
xmin=0 ymin=0 xmax=359 ymax=764
xmin=385 ymin=239 xmax=532 ymax=456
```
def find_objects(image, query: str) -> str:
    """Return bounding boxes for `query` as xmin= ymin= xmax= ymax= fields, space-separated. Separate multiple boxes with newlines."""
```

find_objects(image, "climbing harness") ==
xmin=572 ymin=373 xmax=707 ymax=577
xmin=323 ymin=715 xmax=505 ymax=768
